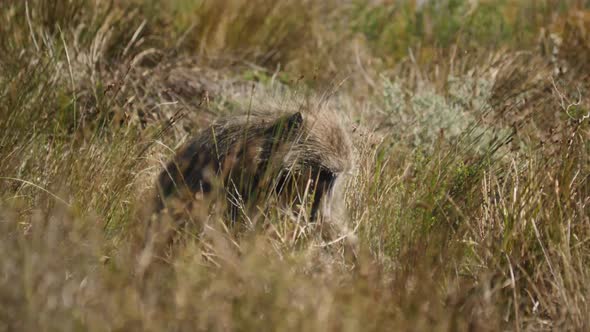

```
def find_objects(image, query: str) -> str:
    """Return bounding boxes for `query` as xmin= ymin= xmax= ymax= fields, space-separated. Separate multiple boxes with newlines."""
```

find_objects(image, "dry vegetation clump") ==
xmin=1 ymin=0 xmax=589 ymax=331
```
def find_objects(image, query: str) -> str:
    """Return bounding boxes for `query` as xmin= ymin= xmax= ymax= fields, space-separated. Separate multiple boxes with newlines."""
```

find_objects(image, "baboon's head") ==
xmin=266 ymin=110 xmax=355 ymax=222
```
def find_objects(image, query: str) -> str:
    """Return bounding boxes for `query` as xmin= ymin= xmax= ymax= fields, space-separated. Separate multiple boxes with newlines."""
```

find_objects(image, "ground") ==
xmin=1 ymin=1 xmax=589 ymax=331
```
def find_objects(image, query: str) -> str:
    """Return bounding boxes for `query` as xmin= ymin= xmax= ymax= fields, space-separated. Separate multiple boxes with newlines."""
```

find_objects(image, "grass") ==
xmin=1 ymin=0 xmax=589 ymax=330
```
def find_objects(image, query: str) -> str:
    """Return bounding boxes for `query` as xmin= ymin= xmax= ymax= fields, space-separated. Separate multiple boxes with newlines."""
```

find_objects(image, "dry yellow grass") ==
xmin=1 ymin=0 xmax=589 ymax=331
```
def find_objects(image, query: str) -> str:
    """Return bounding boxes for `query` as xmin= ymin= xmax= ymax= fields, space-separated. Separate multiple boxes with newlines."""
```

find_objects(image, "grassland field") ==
xmin=1 ymin=0 xmax=590 ymax=331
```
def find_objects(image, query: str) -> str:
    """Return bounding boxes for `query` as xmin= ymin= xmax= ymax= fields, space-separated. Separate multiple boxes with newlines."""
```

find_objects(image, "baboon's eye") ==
xmin=200 ymin=181 xmax=212 ymax=194
xmin=316 ymin=168 xmax=337 ymax=191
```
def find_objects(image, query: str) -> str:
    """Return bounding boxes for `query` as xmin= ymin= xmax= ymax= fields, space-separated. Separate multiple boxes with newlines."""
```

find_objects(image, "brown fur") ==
xmin=155 ymin=109 xmax=355 ymax=227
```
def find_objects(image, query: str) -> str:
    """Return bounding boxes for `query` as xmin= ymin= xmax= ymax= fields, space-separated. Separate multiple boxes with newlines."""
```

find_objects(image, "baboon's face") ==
xmin=273 ymin=165 xmax=338 ymax=222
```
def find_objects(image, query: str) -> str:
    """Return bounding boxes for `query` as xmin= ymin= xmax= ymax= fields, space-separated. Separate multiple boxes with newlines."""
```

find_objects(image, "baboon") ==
xmin=155 ymin=109 xmax=355 ymax=232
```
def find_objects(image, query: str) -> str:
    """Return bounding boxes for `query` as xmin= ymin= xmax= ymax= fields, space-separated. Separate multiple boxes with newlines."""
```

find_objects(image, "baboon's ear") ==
xmin=268 ymin=112 xmax=303 ymax=137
